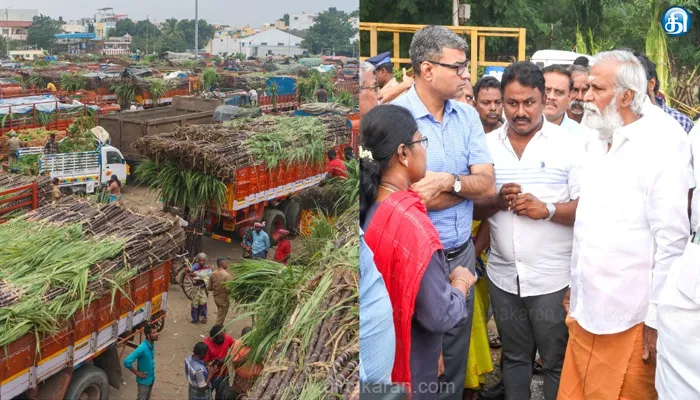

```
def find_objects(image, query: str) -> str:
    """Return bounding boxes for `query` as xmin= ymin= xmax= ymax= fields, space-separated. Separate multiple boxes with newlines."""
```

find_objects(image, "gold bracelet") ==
xmin=452 ymin=278 xmax=473 ymax=295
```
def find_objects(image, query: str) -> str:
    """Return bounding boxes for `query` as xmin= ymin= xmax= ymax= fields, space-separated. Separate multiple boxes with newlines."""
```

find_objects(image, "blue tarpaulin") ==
xmin=0 ymin=95 xmax=98 ymax=115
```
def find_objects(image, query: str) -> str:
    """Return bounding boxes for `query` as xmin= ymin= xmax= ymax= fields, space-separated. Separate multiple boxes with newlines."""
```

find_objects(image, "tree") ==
xmin=302 ymin=8 xmax=356 ymax=54
xmin=176 ymin=19 xmax=215 ymax=49
xmin=114 ymin=18 xmax=137 ymax=36
xmin=158 ymin=34 xmax=188 ymax=53
xmin=27 ymin=15 xmax=62 ymax=51
xmin=162 ymin=18 xmax=179 ymax=37
xmin=281 ymin=14 xmax=290 ymax=26
xmin=89 ymin=24 xmax=96 ymax=34
xmin=134 ymin=19 xmax=162 ymax=38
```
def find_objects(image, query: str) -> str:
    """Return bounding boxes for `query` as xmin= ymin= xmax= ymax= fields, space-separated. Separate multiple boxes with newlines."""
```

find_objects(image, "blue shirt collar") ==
xmin=405 ymin=85 xmax=458 ymax=120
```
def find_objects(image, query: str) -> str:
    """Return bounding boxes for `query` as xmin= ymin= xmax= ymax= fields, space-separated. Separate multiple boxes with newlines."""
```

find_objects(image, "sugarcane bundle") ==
xmin=0 ymin=173 xmax=52 ymax=216
xmin=0 ymin=197 xmax=185 ymax=347
xmin=225 ymin=202 xmax=359 ymax=400
xmin=134 ymin=115 xmax=350 ymax=182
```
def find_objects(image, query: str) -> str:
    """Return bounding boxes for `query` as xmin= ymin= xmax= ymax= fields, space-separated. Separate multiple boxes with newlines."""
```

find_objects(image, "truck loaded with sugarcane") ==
xmin=132 ymin=112 xmax=358 ymax=255
xmin=0 ymin=197 xmax=185 ymax=400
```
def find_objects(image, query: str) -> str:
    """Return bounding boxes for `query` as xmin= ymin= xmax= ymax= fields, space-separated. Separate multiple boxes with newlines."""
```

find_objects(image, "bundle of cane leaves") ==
xmin=58 ymin=132 xmax=98 ymax=153
xmin=135 ymin=160 xmax=227 ymax=214
xmin=242 ymin=116 xmax=327 ymax=169
xmin=237 ymin=204 xmax=359 ymax=400
xmin=0 ymin=219 xmax=125 ymax=346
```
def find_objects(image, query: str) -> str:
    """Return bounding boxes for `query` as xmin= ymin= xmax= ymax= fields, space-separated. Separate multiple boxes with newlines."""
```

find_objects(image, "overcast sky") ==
xmin=11 ymin=0 xmax=358 ymax=27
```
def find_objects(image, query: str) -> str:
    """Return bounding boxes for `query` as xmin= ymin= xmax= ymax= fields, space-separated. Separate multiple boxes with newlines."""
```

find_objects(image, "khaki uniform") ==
xmin=6 ymin=137 xmax=21 ymax=165
xmin=208 ymin=269 xmax=233 ymax=325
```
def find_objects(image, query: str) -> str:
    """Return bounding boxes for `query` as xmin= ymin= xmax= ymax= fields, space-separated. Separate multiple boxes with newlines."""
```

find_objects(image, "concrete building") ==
xmin=103 ymin=34 xmax=132 ymax=55
xmin=61 ymin=24 xmax=86 ymax=34
xmin=208 ymin=28 xmax=305 ymax=58
xmin=1 ymin=9 xmax=37 ymax=42
xmin=94 ymin=8 xmax=126 ymax=40
xmin=349 ymin=16 xmax=359 ymax=42
xmin=289 ymin=12 xmax=317 ymax=31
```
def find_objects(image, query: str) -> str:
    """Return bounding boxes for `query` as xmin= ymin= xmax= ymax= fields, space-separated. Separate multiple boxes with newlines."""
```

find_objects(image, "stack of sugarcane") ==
xmin=0 ymin=197 xmax=185 ymax=347
xmin=0 ymin=173 xmax=52 ymax=217
xmin=133 ymin=115 xmax=350 ymax=183
xmin=226 ymin=201 xmax=359 ymax=400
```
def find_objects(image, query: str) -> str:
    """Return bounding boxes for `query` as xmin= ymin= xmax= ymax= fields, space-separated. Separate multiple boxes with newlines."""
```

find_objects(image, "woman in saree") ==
xmin=359 ymin=104 xmax=477 ymax=399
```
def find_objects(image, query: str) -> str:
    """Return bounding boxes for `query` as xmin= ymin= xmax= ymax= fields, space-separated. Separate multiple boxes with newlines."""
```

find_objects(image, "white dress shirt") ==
xmin=560 ymin=113 xmax=598 ymax=151
xmin=486 ymin=119 xmax=584 ymax=297
xmin=570 ymin=114 xmax=690 ymax=335
xmin=690 ymin=122 xmax=700 ymax=232
xmin=642 ymin=96 xmax=695 ymax=190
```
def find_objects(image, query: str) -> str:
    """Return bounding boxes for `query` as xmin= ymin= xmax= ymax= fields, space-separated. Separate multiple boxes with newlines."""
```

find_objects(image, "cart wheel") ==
xmin=151 ymin=316 xmax=166 ymax=332
xmin=181 ymin=276 xmax=208 ymax=300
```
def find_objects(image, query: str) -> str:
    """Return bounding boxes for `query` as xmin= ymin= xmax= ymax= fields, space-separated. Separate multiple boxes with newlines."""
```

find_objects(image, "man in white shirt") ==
xmin=542 ymin=64 xmax=597 ymax=148
xmin=565 ymin=65 xmax=588 ymax=124
xmin=558 ymin=50 xmax=689 ymax=400
xmin=248 ymin=88 xmax=258 ymax=106
xmin=475 ymin=61 xmax=584 ymax=400
xmin=692 ymin=123 xmax=700 ymax=232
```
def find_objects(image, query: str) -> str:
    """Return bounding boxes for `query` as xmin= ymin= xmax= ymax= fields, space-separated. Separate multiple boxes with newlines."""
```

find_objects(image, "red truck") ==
xmin=0 ymin=186 xmax=172 ymax=400
xmin=206 ymin=114 xmax=359 ymax=244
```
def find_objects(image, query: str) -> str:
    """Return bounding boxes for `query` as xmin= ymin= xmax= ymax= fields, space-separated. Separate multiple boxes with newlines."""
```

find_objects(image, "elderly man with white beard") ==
xmin=557 ymin=50 xmax=690 ymax=400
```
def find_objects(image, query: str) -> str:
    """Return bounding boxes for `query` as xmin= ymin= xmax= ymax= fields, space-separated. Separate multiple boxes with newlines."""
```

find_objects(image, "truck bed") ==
xmin=98 ymin=96 xmax=221 ymax=162
xmin=0 ymin=261 xmax=171 ymax=400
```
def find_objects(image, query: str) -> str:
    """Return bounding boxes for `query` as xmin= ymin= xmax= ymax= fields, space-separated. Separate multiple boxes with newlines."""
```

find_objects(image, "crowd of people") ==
xmin=358 ymin=25 xmax=700 ymax=400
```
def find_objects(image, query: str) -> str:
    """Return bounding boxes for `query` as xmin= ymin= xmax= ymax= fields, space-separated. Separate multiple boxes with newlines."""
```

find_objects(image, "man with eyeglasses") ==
xmin=392 ymin=25 xmax=496 ymax=400
xmin=360 ymin=61 xmax=383 ymax=118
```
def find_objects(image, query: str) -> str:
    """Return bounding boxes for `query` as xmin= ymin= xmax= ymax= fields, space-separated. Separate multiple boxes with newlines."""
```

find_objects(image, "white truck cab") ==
xmin=18 ymin=145 xmax=129 ymax=194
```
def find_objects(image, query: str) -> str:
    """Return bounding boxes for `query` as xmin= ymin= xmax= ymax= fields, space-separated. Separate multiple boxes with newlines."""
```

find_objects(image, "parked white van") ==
xmin=530 ymin=50 xmax=593 ymax=68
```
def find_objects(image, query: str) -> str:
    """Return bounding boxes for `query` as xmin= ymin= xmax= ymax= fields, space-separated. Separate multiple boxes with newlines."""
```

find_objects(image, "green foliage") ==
xmin=27 ymin=15 xmax=62 ymax=51
xmin=134 ymin=160 xmax=227 ymax=214
xmin=26 ymin=74 xmax=46 ymax=89
xmin=201 ymin=68 xmax=219 ymax=90
xmin=109 ymin=81 xmax=137 ymax=109
xmin=157 ymin=33 xmax=188 ymax=54
xmin=301 ymin=8 xmax=357 ymax=54
xmin=334 ymin=91 xmax=357 ymax=108
xmin=146 ymin=78 xmax=167 ymax=104
xmin=58 ymin=133 xmax=98 ymax=153
xmin=176 ymin=19 xmax=216 ymax=50
xmin=296 ymin=71 xmax=336 ymax=102
xmin=59 ymin=73 xmax=88 ymax=92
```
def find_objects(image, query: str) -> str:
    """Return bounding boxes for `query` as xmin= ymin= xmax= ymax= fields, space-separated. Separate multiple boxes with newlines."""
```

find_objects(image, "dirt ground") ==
xmin=109 ymin=185 xmax=252 ymax=399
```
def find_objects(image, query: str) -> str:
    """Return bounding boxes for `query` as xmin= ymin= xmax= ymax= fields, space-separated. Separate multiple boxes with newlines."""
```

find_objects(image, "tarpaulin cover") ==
xmin=0 ymin=95 xmax=99 ymax=115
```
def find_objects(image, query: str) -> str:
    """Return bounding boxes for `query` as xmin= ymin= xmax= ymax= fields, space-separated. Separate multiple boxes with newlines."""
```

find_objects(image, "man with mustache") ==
xmin=473 ymin=76 xmax=504 ymax=134
xmin=474 ymin=61 xmax=584 ymax=400
xmin=393 ymin=25 xmax=496 ymax=399
xmin=565 ymin=65 xmax=589 ymax=124
xmin=558 ymin=50 xmax=689 ymax=399
xmin=543 ymin=64 xmax=596 ymax=146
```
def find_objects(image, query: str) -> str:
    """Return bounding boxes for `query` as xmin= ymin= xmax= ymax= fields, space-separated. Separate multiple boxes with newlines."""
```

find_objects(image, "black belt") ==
xmin=445 ymin=240 xmax=471 ymax=262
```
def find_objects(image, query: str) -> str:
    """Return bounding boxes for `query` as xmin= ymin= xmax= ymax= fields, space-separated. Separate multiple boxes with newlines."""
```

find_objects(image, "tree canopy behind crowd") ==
xmin=361 ymin=0 xmax=700 ymax=101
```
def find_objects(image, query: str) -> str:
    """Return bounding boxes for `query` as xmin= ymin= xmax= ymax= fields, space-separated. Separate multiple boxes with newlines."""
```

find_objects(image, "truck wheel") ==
xmin=63 ymin=365 xmax=109 ymax=400
xmin=284 ymin=201 xmax=301 ymax=234
xmin=263 ymin=209 xmax=286 ymax=246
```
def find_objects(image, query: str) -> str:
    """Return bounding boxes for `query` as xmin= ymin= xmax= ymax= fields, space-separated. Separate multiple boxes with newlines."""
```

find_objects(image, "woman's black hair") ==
xmin=110 ymin=174 xmax=122 ymax=187
xmin=359 ymin=104 xmax=418 ymax=226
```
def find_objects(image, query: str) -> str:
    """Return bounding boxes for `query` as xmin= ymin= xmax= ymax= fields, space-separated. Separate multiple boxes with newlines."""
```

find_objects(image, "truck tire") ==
xmin=63 ymin=365 xmax=109 ymax=400
xmin=263 ymin=209 xmax=286 ymax=246
xmin=284 ymin=201 xmax=301 ymax=234
xmin=277 ymin=199 xmax=292 ymax=217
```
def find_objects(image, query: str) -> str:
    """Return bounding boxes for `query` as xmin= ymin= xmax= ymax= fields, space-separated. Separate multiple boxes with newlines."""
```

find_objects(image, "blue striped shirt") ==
xmin=392 ymin=86 xmax=493 ymax=249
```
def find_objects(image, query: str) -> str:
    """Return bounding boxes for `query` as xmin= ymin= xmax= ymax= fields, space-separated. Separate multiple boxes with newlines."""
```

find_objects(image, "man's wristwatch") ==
xmin=452 ymin=174 xmax=461 ymax=194
xmin=545 ymin=202 xmax=556 ymax=221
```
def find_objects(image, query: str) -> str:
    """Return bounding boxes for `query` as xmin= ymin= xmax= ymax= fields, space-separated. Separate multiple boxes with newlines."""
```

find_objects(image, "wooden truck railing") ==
xmin=359 ymin=22 xmax=527 ymax=82
xmin=0 ymin=182 xmax=38 ymax=223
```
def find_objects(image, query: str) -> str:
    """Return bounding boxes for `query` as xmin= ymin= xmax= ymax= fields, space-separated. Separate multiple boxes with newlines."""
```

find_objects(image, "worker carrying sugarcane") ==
xmin=4 ymin=131 xmax=22 ymax=166
xmin=274 ymin=229 xmax=291 ymax=265
xmin=251 ymin=222 xmax=270 ymax=259
xmin=46 ymin=82 xmax=57 ymax=92
xmin=52 ymin=178 xmax=62 ymax=202
xmin=316 ymin=84 xmax=328 ymax=102
xmin=227 ymin=327 xmax=264 ymax=399
xmin=325 ymin=149 xmax=348 ymax=180
xmin=188 ymin=253 xmax=212 ymax=324
xmin=208 ymin=258 xmax=232 ymax=326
